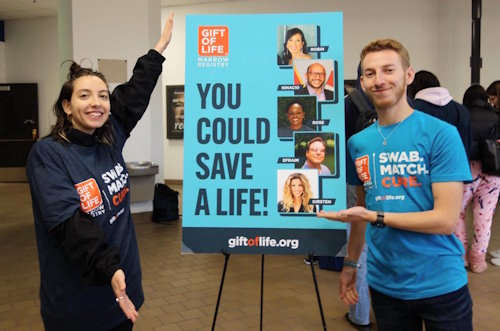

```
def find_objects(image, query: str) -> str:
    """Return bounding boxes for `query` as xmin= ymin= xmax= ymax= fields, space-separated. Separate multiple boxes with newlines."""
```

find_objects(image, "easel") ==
xmin=211 ymin=253 xmax=328 ymax=331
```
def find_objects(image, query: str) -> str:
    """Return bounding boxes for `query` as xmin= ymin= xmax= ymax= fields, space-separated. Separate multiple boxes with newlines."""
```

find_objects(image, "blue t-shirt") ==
xmin=346 ymin=110 xmax=471 ymax=300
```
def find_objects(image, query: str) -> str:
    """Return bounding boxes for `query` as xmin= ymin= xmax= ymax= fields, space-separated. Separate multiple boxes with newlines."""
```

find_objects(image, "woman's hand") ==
xmin=154 ymin=12 xmax=174 ymax=54
xmin=111 ymin=269 xmax=139 ymax=323
xmin=317 ymin=206 xmax=376 ymax=223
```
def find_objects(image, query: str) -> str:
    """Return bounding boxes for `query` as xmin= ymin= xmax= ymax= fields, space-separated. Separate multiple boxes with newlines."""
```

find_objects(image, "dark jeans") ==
xmin=370 ymin=285 xmax=473 ymax=331
xmin=109 ymin=319 xmax=133 ymax=331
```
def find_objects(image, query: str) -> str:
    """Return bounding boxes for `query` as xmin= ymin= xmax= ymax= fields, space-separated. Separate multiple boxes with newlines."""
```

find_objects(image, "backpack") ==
xmin=152 ymin=183 xmax=179 ymax=222
xmin=350 ymin=89 xmax=377 ymax=133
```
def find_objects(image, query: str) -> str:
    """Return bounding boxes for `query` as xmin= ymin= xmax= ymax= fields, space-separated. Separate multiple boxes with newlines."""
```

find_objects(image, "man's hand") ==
xmin=339 ymin=266 xmax=359 ymax=305
xmin=111 ymin=269 xmax=139 ymax=323
xmin=317 ymin=206 xmax=376 ymax=223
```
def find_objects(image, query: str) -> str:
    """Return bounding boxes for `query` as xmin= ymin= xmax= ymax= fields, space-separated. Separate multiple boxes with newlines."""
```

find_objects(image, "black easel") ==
xmin=211 ymin=253 xmax=326 ymax=330
xmin=212 ymin=251 xmax=229 ymax=331
xmin=307 ymin=254 xmax=328 ymax=331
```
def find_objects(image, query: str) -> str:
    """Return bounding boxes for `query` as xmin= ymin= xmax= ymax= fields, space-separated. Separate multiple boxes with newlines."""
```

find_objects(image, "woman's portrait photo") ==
xmin=277 ymin=25 xmax=317 ymax=66
xmin=277 ymin=96 xmax=317 ymax=139
xmin=294 ymin=132 xmax=336 ymax=176
xmin=277 ymin=169 xmax=318 ymax=214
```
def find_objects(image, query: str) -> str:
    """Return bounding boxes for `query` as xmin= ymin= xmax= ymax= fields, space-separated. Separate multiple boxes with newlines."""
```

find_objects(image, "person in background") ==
xmin=295 ymin=62 xmax=334 ymax=101
xmin=26 ymin=14 xmax=174 ymax=331
xmin=318 ymin=38 xmax=472 ymax=330
xmin=278 ymin=172 xmax=315 ymax=213
xmin=278 ymin=99 xmax=314 ymax=137
xmin=486 ymin=80 xmax=500 ymax=110
xmin=455 ymin=84 xmax=500 ymax=273
xmin=278 ymin=27 xmax=312 ymax=65
xmin=301 ymin=136 xmax=331 ymax=175
xmin=408 ymin=70 xmax=471 ymax=158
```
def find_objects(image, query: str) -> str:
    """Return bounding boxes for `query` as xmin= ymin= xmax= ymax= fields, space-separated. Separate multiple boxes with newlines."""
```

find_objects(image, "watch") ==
xmin=343 ymin=259 xmax=360 ymax=269
xmin=371 ymin=210 xmax=385 ymax=228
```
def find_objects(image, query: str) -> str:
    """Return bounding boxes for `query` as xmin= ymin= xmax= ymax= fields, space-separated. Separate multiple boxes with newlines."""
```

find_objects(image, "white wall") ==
xmin=3 ymin=0 xmax=499 ymax=182
xmin=71 ymin=0 xmax=164 ymax=179
xmin=161 ymin=0 xmax=500 ymax=180
xmin=4 ymin=17 xmax=59 ymax=136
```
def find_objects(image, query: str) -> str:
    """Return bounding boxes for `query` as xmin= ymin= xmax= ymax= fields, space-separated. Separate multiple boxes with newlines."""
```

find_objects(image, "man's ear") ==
xmin=406 ymin=66 xmax=415 ymax=86
xmin=360 ymin=76 xmax=366 ymax=92
xmin=62 ymin=100 xmax=71 ymax=115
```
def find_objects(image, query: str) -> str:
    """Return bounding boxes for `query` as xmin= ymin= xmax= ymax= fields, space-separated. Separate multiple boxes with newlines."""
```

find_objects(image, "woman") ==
xmin=278 ymin=172 xmax=315 ymax=213
xmin=26 ymin=14 xmax=174 ymax=331
xmin=277 ymin=99 xmax=314 ymax=137
xmin=455 ymin=84 xmax=500 ymax=273
xmin=279 ymin=27 xmax=312 ymax=65
xmin=486 ymin=80 xmax=500 ymax=110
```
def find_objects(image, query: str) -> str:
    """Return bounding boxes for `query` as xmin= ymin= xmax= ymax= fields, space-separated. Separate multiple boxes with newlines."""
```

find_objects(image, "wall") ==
xmin=2 ymin=0 xmax=499 ymax=182
xmin=4 ymin=17 xmax=59 ymax=136
xmin=162 ymin=0 xmax=466 ymax=179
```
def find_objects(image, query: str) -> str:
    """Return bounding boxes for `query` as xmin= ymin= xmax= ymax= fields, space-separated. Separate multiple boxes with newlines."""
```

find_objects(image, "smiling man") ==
xmin=317 ymin=39 xmax=473 ymax=330
xmin=295 ymin=62 xmax=333 ymax=101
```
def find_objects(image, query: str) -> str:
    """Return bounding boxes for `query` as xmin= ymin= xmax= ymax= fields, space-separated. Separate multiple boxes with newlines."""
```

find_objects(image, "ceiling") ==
xmin=0 ymin=0 xmax=233 ymax=21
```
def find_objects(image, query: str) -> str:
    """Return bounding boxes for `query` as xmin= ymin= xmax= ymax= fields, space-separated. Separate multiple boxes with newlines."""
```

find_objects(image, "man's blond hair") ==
xmin=360 ymin=39 xmax=410 ymax=70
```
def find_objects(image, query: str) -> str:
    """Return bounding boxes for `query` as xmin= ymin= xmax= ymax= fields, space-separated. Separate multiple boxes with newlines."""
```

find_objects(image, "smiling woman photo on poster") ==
xmin=278 ymin=172 xmax=316 ymax=213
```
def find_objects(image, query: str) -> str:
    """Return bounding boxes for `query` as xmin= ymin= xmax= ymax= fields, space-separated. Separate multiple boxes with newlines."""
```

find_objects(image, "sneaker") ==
xmin=304 ymin=257 xmax=319 ymax=265
xmin=489 ymin=250 xmax=500 ymax=258
xmin=344 ymin=312 xmax=371 ymax=331
xmin=491 ymin=257 xmax=500 ymax=266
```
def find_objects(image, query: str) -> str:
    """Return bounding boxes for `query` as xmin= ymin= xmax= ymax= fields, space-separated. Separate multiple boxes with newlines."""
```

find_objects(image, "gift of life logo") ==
xmin=198 ymin=26 xmax=229 ymax=56
xmin=355 ymin=155 xmax=371 ymax=183
xmin=75 ymin=178 xmax=103 ymax=213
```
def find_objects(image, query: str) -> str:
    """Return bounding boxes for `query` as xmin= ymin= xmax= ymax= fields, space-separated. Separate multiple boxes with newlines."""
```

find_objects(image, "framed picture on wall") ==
xmin=166 ymin=85 xmax=184 ymax=139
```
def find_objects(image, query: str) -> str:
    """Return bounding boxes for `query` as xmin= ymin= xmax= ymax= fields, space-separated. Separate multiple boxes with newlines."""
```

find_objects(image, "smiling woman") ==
xmin=25 ymin=13 xmax=175 ymax=331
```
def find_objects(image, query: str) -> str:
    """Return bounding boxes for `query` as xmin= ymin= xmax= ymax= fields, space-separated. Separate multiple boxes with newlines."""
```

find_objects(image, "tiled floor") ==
xmin=1 ymin=182 xmax=500 ymax=331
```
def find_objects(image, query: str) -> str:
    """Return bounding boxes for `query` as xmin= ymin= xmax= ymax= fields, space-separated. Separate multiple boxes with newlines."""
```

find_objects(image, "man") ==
xmin=409 ymin=70 xmax=471 ymax=158
xmin=318 ymin=39 xmax=473 ymax=330
xmin=301 ymin=136 xmax=330 ymax=175
xmin=277 ymin=99 xmax=314 ymax=137
xmin=295 ymin=62 xmax=333 ymax=101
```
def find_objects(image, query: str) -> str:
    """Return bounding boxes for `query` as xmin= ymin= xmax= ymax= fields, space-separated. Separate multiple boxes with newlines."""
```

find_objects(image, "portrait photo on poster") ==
xmin=166 ymin=85 xmax=184 ymax=139
xmin=277 ymin=169 xmax=319 ymax=215
xmin=277 ymin=95 xmax=317 ymax=139
xmin=294 ymin=132 xmax=336 ymax=176
xmin=293 ymin=59 xmax=336 ymax=102
xmin=277 ymin=24 xmax=317 ymax=66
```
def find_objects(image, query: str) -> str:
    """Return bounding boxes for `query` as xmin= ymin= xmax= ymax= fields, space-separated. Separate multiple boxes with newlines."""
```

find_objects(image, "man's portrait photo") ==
xmin=294 ymin=59 xmax=335 ymax=102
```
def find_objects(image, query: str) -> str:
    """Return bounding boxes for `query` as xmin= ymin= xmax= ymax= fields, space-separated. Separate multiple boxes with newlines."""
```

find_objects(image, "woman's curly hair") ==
xmin=51 ymin=62 xmax=113 ymax=145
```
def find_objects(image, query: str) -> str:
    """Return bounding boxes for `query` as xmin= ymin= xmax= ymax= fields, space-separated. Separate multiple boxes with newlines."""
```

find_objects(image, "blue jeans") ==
xmin=369 ymin=285 xmax=473 ymax=331
xmin=346 ymin=184 xmax=370 ymax=325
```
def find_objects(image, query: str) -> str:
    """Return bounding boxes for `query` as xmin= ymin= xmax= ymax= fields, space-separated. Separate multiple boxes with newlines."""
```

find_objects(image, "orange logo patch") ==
xmin=198 ymin=26 xmax=229 ymax=56
xmin=74 ymin=178 xmax=103 ymax=213
xmin=355 ymin=155 xmax=371 ymax=183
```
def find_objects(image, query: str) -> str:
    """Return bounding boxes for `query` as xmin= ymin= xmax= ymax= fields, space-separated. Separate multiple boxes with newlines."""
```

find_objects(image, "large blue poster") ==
xmin=182 ymin=12 xmax=346 ymax=255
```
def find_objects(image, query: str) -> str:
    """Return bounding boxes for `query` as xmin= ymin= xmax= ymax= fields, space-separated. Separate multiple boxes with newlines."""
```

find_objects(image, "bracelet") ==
xmin=343 ymin=259 xmax=360 ymax=269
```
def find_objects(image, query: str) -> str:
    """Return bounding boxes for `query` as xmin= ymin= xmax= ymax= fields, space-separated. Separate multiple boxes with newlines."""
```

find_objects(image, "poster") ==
xmin=182 ymin=12 xmax=346 ymax=256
